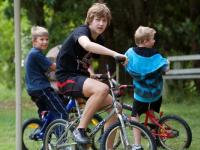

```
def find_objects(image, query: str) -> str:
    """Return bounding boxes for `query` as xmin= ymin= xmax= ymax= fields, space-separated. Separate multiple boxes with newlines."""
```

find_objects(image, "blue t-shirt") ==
xmin=124 ymin=47 xmax=169 ymax=103
xmin=25 ymin=47 xmax=52 ymax=92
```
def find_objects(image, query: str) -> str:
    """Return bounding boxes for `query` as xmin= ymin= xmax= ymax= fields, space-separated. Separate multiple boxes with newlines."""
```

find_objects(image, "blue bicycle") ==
xmin=22 ymin=96 xmax=102 ymax=150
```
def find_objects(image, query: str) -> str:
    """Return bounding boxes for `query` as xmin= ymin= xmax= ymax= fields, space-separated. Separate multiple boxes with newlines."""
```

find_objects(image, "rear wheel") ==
xmin=157 ymin=115 xmax=192 ymax=150
xmin=22 ymin=118 xmax=43 ymax=150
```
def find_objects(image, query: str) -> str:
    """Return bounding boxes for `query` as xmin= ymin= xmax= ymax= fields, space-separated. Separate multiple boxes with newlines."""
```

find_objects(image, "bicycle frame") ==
xmin=144 ymin=110 xmax=180 ymax=139
xmin=122 ymin=102 xmax=181 ymax=139
xmin=47 ymin=64 xmax=132 ymax=149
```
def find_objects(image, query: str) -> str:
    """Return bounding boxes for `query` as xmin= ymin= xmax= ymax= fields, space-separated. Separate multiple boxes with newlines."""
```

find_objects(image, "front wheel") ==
xmin=43 ymin=119 xmax=74 ymax=150
xmin=100 ymin=120 xmax=157 ymax=150
xmin=157 ymin=115 xmax=192 ymax=150
xmin=22 ymin=118 xmax=43 ymax=150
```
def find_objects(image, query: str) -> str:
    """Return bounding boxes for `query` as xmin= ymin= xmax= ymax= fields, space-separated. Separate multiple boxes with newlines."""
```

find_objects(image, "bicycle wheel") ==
xmin=100 ymin=120 xmax=157 ymax=150
xmin=43 ymin=119 xmax=75 ymax=150
xmin=22 ymin=118 xmax=43 ymax=150
xmin=157 ymin=115 xmax=192 ymax=150
xmin=43 ymin=115 xmax=103 ymax=150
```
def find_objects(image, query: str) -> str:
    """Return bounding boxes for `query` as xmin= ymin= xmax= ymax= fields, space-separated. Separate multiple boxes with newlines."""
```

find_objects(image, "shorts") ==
xmin=131 ymin=97 xmax=162 ymax=117
xmin=56 ymin=75 xmax=88 ymax=98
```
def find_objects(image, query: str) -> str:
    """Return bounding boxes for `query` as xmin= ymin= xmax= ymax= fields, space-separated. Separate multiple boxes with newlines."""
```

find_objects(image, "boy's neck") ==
xmin=90 ymin=31 xmax=99 ymax=40
xmin=33 ymin=46 xmax=44 ymax=51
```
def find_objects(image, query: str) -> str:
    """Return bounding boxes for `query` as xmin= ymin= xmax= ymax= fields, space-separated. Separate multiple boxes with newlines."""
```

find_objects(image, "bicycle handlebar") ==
xmin=114 ymin=55 xmax=126 ymax=63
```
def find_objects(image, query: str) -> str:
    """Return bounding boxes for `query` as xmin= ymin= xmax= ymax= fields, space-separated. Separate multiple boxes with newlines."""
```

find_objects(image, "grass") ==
xmin=0 ymin=87 xmax=199 ymax=149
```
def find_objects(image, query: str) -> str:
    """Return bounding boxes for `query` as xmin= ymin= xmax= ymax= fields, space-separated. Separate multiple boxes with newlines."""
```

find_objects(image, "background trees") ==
xmin=0 ymin=0 xmax=200 ymax=95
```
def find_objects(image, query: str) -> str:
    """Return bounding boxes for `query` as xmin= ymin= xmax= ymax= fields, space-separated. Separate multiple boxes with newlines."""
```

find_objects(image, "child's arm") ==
xmin=78 ymin=36 xmax=126 ymax=59
xmin=161 ymin=59 xmax=170 ymax=74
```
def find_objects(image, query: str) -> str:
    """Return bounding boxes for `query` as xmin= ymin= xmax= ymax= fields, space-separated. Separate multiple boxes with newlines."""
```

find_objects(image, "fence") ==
xmin=163 ymin=54 xmax=200 ymax=79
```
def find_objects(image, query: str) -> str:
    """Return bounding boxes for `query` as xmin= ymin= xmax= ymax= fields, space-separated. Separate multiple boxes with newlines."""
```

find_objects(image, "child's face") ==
xmin=33 ymin=35 xmax=49 ymax=50
xmin=89 ymin=16 xmax=108 ymax=37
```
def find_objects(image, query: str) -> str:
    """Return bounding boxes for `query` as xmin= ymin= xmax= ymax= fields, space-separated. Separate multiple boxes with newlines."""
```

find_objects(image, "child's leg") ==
xmin=131 ymin=115 xmax=141 ymax=145
xmin=131 ymin=100 xmax=149 ymax=146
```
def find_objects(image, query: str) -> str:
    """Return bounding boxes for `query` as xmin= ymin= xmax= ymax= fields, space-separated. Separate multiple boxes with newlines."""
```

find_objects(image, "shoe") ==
xmin=29 ymin=129 xmax=44 ymax=140
xmin=73 ymin=128 xmax=90 ymax=144
xmin=132 ymin=144 xmax=144 ymax=150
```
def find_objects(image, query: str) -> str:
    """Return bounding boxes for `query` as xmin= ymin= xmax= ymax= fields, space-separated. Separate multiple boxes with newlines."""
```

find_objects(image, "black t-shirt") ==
xmin=56 ymin=25 xmax=104 ymax=81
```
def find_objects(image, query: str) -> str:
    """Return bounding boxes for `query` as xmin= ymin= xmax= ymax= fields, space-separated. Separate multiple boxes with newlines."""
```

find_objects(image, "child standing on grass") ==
xmin=24 ymin=26 xmax=68 ymax=139
xmin=124 ymin=26 xmax=169 ymax=150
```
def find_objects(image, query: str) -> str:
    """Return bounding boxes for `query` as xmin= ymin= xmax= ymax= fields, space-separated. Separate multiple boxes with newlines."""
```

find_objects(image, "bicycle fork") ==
xmin=117 ymin=113 xmax=132 ymax=150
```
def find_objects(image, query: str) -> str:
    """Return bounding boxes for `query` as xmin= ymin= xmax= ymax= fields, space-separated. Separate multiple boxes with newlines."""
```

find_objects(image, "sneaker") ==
xmin=132 ymin=144 xmax=144 ymax=150
xmin=73 ymin=128 xmax=90 ymax=144
xmin=29 ymin=129 xmax=44 ymax=140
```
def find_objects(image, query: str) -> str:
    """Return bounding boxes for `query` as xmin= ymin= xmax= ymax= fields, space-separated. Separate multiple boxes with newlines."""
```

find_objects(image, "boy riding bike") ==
xmin=55 ymin=3 xmax=127 ymax=144
xmin=24 ymin=26 xmax=68 ymax=139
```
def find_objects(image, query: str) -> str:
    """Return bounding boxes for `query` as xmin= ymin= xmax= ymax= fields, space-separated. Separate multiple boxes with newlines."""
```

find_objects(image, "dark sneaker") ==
xmin=132 ymin=144 xmax=144 ymax=150
xmin=73 ymin=128 xmax=90 ymax=144
xmin=29 ymin=129 xmax=44 ymax=140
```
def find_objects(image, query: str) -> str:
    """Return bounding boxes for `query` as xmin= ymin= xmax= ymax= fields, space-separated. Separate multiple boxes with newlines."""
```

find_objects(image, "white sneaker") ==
xmin=132 ymin=144 xmax=144 ymax=150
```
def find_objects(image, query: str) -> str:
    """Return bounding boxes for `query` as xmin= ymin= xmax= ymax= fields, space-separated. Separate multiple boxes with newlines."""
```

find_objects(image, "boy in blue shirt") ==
xmin=25 ymin=26 xmax=68 ymax=139
xmin=124 ymin=26 xmax=169 ymax=150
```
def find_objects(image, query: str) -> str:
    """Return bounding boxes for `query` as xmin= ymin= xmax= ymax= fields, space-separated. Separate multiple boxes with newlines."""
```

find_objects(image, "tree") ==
xmin=1 ymin=0 xmax=200 ymax=93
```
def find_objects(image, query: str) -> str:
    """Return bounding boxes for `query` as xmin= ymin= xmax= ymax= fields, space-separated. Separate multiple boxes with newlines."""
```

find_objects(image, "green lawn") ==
xmin=0 ymin=98 xmax=199 ymax=149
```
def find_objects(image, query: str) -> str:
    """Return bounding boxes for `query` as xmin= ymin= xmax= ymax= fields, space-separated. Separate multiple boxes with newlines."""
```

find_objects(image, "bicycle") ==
xmin=22 ymin=96 xmax=102 ymax=150
xmin=122 ymin=103 xmax=192 ymax=150
xmin=43 ymin=58 xmax=157 ymax=150
xmin=97 ymin=73 xmax=192 ymax=150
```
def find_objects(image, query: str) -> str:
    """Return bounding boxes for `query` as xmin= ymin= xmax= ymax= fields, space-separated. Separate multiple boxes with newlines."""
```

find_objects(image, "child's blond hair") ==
xmin=85 ymin=3 xmax=111 ymax=26
xmin=134 ymin=26 xmax=156 ymax=46
xmin=31 ymin=26 xmax=49 ymax=40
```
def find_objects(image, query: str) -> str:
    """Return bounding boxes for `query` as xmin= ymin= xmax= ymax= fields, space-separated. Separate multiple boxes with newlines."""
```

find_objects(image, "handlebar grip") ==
xmin=114 ymin=56 xmax=126 ymax=63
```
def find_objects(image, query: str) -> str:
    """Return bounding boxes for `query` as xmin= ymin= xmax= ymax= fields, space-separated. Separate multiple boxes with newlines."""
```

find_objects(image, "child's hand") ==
xmin=123 ymin=58 xmax=128 ymax=66
xmin=114 ymin=53 xmax=128 ymax=65
xmin=166 ymin=59 xmax=170 ymax=72
xmin=167 ymin=59 xmax=170 ymax=65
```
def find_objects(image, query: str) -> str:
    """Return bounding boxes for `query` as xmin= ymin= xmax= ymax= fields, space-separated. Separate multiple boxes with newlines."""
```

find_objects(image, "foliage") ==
xmin=1 ymin=0 xmax=200 ymax=93
xmin=0 ymin=0 xmax=14 ymax=88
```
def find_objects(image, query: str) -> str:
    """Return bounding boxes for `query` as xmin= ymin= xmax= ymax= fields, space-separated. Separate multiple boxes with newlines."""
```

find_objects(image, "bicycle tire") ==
xmin=22 ymin=118 xmax=43 ymax=150
xmin=100 ymin=120 xmax=157 ymax=150
xmin=43 ymin=114 xmax=103 ymax=150
xmin=157 ymin=114 xmax=192 ymax=150
xmin=43 ymin=119 xmax=73 ymax=150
